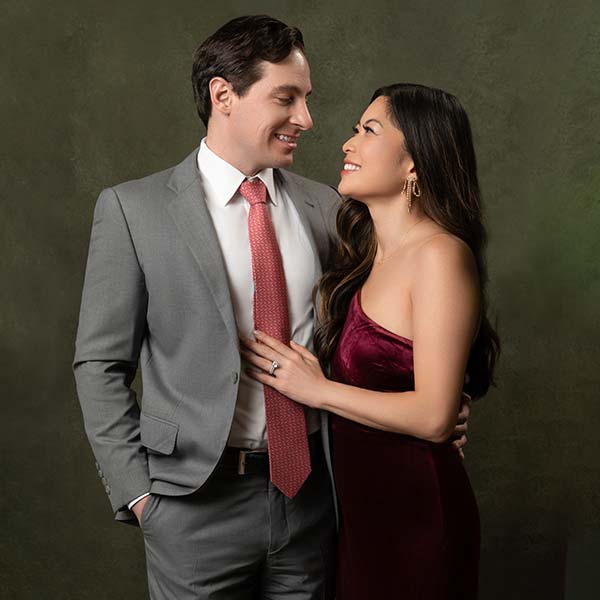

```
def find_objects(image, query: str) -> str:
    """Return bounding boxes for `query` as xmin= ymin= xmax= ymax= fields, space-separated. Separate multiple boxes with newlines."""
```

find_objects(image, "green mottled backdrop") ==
xmin=2 ymin=0 xmax=599 ymax=598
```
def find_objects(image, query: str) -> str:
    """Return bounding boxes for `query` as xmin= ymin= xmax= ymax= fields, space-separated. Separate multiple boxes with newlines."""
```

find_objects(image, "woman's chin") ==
xmin=338 ymin=179 xmax=354 ymax=197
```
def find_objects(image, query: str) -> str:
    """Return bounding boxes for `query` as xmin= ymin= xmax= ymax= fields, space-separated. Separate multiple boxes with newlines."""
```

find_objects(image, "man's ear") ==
xmin=209 ymin=77 xmax=235 ymax=116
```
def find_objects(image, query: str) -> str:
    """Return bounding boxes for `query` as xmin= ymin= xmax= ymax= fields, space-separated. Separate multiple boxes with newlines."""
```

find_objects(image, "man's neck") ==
xmin=205 ymin=132 xmax=261 ymax=177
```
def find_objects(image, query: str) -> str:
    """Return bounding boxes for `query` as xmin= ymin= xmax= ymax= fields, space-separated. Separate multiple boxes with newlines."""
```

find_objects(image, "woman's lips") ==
xmin=341 ymin=162 xmax=361 ymax=176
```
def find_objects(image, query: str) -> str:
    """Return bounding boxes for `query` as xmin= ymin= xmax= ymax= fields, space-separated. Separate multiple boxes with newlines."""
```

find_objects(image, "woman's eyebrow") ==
xmin=362 ymin=118 xmax=383 ymax=128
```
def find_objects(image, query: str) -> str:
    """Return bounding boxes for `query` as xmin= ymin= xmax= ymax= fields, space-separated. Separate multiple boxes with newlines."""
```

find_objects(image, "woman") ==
xmin=242 ymin=83 xmax=499 ymax=599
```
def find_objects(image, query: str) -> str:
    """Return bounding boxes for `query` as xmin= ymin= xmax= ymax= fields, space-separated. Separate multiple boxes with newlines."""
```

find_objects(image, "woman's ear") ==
xmin=399 ymin=157 xmax=416 ymax=181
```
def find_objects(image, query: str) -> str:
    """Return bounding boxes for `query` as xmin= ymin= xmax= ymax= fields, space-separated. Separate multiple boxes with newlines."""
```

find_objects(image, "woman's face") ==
xmin=338 ymin=96 xmax=414 ymax=201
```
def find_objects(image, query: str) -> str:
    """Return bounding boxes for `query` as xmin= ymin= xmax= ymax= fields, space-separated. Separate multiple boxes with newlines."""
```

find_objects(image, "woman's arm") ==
xmin=243 ymin=234 xmax=480 ymax=443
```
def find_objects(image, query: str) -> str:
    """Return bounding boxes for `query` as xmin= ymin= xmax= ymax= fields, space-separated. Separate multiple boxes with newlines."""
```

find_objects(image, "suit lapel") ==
xmin=164 ymin=151 xmax=328 ymax=344
xmin=166 ymin=148 xmax=238 ymax=343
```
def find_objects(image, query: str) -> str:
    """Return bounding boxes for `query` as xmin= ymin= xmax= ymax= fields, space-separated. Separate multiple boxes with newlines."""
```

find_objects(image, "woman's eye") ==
xmin=352 ymin=125 xmax=374 ymax=135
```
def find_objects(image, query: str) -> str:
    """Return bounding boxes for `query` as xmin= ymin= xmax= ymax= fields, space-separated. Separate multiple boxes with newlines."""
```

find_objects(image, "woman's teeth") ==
xmin=343 ymin=163 xmax=361 ymax=171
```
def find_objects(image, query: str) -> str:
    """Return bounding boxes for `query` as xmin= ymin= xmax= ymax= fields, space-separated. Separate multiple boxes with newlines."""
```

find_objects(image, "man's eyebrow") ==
xmin=272 ymin=85 xmax=312 ymax=96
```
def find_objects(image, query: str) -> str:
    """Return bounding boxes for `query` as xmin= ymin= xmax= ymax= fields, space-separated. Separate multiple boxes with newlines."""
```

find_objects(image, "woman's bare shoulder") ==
xmin=412 ymin=230 xmax=478 ymax=278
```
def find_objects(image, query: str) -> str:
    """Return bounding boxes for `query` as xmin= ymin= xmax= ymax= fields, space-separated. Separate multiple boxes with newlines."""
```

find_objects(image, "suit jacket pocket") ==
xmin=140 ymin=412 xmax=179 ymax=455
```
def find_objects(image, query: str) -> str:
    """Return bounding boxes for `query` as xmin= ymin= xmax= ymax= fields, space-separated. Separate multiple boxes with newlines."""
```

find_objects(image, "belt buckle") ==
xmin=238 ymin=450 xmax=249 ymax=475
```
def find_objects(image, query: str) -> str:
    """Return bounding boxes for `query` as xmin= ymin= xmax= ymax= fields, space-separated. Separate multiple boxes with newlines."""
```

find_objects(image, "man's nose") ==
xmin=291 ymin=101 xmax=313 ymax=131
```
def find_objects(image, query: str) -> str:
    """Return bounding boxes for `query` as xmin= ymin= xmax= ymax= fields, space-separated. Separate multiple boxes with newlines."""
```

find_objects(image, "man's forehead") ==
xmin=257 ymin=53 xmax=311 ymax=91
xmin=271 ymin=83 xmax=312 ymax=96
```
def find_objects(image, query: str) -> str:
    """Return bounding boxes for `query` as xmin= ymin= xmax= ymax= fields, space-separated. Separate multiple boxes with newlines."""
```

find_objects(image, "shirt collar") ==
xmin=197 ymin=138 xmax=278 ymax=206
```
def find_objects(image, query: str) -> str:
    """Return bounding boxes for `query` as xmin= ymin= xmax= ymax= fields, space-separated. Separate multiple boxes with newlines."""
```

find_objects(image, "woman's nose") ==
xmin=342 ymin=136 xmax=355 ymax=154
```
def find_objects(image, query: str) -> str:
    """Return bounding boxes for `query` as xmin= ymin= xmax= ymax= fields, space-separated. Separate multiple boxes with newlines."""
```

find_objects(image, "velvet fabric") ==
xmin=330 ymin=289 xmax=480 ymax=599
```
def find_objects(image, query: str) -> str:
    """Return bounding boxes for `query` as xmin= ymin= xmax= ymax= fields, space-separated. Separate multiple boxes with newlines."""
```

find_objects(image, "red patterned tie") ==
xmin=239 ymin=178 xmax=311 ymax=498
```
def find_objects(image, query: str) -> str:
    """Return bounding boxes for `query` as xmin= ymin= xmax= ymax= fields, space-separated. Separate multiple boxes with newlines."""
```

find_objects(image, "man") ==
xmin=74 ymin=15 xmax=338 ymax=599
xmin=74 ymin=14 xmax=468 ymax=599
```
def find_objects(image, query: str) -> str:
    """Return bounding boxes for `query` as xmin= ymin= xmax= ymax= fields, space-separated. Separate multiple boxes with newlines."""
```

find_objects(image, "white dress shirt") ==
xmin=128 ymin=140 xmax=321 ymax=510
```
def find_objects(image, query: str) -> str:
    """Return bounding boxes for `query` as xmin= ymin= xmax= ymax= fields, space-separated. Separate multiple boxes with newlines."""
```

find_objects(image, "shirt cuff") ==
xmin=127 ymin=492 xmax=150 ymax=510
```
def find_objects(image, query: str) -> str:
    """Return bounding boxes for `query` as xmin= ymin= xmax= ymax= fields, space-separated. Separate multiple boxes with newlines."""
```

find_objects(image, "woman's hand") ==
xmin=241 ymin=330 xmax=329 ymax=409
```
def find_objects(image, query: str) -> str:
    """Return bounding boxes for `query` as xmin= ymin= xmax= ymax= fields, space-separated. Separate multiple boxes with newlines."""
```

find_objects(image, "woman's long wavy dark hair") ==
xmin=314 ymin=83 xmax=500 ymax=398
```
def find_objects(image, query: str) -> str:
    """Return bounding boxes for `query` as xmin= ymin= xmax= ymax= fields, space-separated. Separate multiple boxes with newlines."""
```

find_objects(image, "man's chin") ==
xmin=272 ymin=153 xmax=294 ymax=169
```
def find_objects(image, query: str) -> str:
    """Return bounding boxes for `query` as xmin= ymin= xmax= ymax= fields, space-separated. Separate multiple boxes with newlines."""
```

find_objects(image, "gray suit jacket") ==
xmin=73 ymin=147 xmax=341 ymax=524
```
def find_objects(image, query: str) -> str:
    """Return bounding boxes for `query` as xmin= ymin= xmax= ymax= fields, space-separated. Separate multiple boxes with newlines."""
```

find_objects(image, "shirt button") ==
xmin=232 ymin=371 xmax=239 ymax=384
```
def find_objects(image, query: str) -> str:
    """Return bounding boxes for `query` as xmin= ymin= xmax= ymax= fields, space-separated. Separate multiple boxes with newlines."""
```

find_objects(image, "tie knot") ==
xmin=239 ymin=178 xmax=267 ymax=206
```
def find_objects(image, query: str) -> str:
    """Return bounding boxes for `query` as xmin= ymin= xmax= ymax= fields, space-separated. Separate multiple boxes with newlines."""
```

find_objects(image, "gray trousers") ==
xmin=141 ymin=442 xmax=336 ymax=599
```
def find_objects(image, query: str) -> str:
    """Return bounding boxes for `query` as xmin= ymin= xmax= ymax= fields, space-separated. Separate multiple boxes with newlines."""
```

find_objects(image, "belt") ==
xmin=221 ymin=431 xmax=322 ymax=475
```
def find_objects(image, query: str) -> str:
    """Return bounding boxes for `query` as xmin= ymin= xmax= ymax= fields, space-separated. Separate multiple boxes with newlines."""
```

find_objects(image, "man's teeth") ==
xmin=275 ymin=134 xmax=294 ymax=142
xmin=344 ymin=163 xmax=361 ymax=171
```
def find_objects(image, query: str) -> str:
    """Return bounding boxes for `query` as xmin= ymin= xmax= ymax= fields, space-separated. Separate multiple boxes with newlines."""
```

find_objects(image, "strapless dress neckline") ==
xmin=355 ymin=288 xmax=413 ymax=347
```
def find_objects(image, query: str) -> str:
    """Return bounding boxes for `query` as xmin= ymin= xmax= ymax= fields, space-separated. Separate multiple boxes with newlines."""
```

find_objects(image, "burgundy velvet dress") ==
xmin=330 ymin=289 xmax=480 ymax=599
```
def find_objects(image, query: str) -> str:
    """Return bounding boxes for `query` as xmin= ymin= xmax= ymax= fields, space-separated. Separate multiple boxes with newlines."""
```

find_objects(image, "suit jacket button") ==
xmin=232 ymin=371 xmax=239 ymax=384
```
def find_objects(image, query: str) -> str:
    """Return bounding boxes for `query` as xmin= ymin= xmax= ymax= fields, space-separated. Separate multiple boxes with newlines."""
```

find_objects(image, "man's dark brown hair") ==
xmin=191 ymin=15 xmax=305 ymax=127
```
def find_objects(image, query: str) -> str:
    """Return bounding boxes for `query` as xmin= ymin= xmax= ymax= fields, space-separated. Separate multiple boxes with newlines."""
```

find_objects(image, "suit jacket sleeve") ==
xmin=73 ymin=186 xmax=151 ymax=520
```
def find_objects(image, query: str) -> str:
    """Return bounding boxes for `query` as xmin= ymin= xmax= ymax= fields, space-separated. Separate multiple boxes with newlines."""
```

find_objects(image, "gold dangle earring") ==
xmin=403 ymin=176 xmax=421 ymax=213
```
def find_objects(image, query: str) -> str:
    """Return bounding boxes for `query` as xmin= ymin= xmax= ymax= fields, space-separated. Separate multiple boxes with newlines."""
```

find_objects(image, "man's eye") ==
xmin=278 ymin=97 xmax=293 ymax=104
